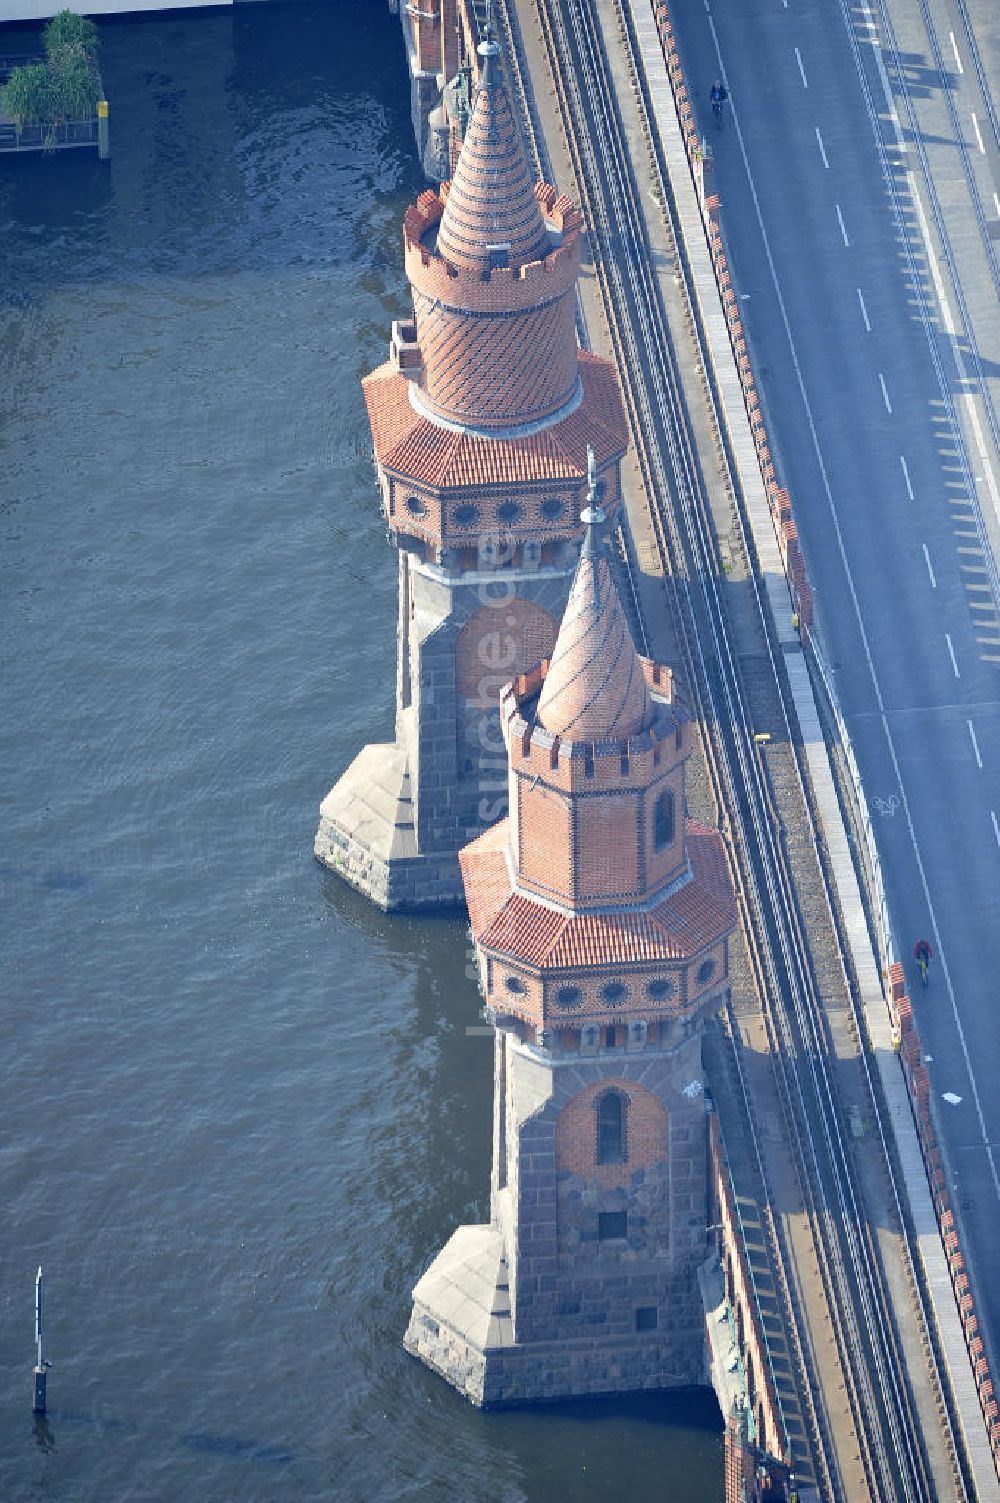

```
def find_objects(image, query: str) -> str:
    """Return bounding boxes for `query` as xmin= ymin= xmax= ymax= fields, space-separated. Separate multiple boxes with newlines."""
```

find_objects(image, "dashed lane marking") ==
xmin=878 ymin=372 xmax=892 ymax=413
xmin=794 ymin=46 xmax=808 ymax=88
xmin=969 ymin=719 xmax=983 ymax=768
xmin=815 ymin=125 xmax=829 ymax=169
xmin=857 ymin=286 xmax=871 ymax=331
xmin=835 ymin=202 xmax=849 ymax=246
xmin=949 ymin=30 xmax=964 ymax=74
xmin=900 ymin=454 xmax=913 ymax=498
xmin=971 ymin=112 xmax=986 ymax=155
xmin=922 ymin=544 xmax=936 ymax=587
xmin=946 ymin=633 xmax=960 ymax=677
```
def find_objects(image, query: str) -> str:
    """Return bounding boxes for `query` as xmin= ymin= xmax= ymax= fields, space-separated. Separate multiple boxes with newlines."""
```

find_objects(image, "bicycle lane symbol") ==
xmin=872 ymin=794 xmax=900 ymax=818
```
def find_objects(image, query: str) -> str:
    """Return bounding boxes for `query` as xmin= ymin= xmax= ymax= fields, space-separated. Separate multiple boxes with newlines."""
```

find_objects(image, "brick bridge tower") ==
xmin=405 ymin=498 xmax=738 ymax=1403
xmin=314 ymin=32 xmax=629 ymax=910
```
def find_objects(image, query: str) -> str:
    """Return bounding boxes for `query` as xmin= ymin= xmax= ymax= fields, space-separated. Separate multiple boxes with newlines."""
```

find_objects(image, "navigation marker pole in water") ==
xmin=33 ymin=1265 xmax=49 ymax=1414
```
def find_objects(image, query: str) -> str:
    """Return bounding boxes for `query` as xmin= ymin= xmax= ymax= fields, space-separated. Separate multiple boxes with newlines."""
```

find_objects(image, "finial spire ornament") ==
xmin=437 ymin=5 xmax=547 ymax=273
xmin=580 ymin=444 xmax=606 ymax=560
xmin=478 ymin=0 xmax=500 ymax=86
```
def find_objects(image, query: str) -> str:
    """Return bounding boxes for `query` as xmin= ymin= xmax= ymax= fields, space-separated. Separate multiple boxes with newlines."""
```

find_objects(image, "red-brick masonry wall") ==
xmin=555 ymin=1076 xmax=668 ymax=1189
xmin=710 ymin=1114 xmax=788 ymax=1466
xmin=887 ymin=963 xmax=1000 ymax=1473
xmin=649 ymin=0 xmax=813 ymax=637
xmin=409 ymin=0 xmax=441 ymax=76
xmin=724 ymin=1412 xmax=759 ymax=1503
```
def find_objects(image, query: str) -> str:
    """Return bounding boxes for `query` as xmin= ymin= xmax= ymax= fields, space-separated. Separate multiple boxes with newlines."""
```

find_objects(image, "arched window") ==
xmin=595 ymin=1090 xmax=628 ymax=1165
xmin=653 ymin=789 xmax=675 ymax=851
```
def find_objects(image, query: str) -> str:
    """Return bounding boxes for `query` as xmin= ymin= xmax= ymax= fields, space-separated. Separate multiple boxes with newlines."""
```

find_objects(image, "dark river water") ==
xmin=0 ymin=3 xmax=722 ymax=1497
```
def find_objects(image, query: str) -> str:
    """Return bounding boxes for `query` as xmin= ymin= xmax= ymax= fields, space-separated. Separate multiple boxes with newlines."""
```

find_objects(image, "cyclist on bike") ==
xmin=913 ymin=937 xmax=933 ymax=980
xmin=710 ymin=78 xmax=728 ymax=125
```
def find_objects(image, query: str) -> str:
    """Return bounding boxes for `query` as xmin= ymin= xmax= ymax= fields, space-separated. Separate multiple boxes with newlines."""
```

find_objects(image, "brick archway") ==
xmin=456 ymin=599 xmax=559 ymax=794
xmin=455 ymin=597 xmax=559 ymax=704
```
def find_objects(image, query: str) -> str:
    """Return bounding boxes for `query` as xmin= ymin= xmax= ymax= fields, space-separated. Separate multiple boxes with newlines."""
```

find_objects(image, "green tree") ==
xmin=49 ymin=49 xmax=99 ymax=120
xmin=0 ymin=11 xmax=101 ymax=131
xmin=1 ymin=62 xmax=59 ymax=129
xmin=43 ymin=11 xmax=99 ymax=66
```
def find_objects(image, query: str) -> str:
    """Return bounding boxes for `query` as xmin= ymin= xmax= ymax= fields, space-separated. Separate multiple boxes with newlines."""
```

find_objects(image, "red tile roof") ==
xmin=536 ymin=546 xmax=653 ymax=742
xmin=461 ymin=820 xmax=736 ymax=970
xmin=436 ymin=40 xmax=550 ymax=274
xmin=364 ymin=351 xmax=628 ymax=491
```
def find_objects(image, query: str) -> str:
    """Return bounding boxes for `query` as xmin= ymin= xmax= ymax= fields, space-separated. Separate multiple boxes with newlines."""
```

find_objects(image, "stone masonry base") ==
xmin=314 ymin=741 xmax=465 ymax=911
xmin=404 ymin=1224 xmax=706 ymax=1408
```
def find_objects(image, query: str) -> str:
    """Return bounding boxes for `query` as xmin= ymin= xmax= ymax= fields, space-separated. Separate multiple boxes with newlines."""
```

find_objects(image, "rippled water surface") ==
xmin=0 ymin=4 xmax=723 ymax=1497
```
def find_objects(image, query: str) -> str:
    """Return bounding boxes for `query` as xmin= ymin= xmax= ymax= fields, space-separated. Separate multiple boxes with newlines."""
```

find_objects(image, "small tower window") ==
xmin=647 ymin=977 xmax=676 ymax=1002
xmin=496 ymin=500 xmax=523 ymax=525
xmin=598 ymin=1210 xmax=627 ymax=1240
xmin=405 ymin=494 xmax=426 ymax=517
xmin=595 ymin=1089 xmax=627 ymax=1164
xmin=600 ymin=981 xmax=628 ymax=1007
xmin=540 ymin=495 xmax=565 ymax=520
xmin=504 ymin=974 xmax=527 ymax=995
xmin=653 ymin=789 xmax=675 ymax=851
xmin=696 ymin=958 xmax=716 ymax=986
xmin=453 ymin=503 xmax=479 ymax=527
xmin=555 ymin=984 xmax=583 ymax=1010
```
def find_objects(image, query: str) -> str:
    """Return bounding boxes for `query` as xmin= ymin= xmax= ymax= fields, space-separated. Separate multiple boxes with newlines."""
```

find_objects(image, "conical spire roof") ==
xmin=436 ymin=37 xmax=550 ymax=273
xmin=536 ymin=501 xmax=653 ymax=742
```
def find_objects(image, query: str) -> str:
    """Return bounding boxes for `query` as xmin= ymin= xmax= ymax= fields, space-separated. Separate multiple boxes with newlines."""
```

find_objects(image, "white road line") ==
xmin=707 ymin=6 xmax=1000 ymax=1205
xmin=993 ymin=190 xmax=1000 ymax=219
xmin=949 ymin=30 xmax=964 ymax=75
xmin=794 ymin=46 xmax=808 ymax=88
xmin=835 ymin=202 xmax=849 ymax=246
xmin=878 ymin=372 xmax=892 ymax=413
xmin=907 ymin=179 xmax=1000 ymax=532
xmin=815 ymin=125 xmax=829 ymax=169
xmin=859 ymin=2 xmax=905 ymax=150
xmin=922 ymin=543 xmax=936 ymax=587
xmin=968 ymin=719 xmax=983 ymax=768
xmin=900 ymin=454 xmax=914 ymax=499
xmin=992 ymin=810 xmax=1000 ymax=848
xmin=946 ymin=633 xmax=960 ymax=677
xmin=971 ymin=112 xmax=986 ymax=156
xmin=857 ymin=286 xmax=871 ymax=332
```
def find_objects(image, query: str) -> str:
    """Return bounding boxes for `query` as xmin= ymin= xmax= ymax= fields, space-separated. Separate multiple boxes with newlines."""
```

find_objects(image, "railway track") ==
xmin=501 ymin=0 xmax=959 ymax=1495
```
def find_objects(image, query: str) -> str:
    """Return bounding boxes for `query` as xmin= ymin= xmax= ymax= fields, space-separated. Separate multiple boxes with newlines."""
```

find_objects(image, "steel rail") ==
xmin=602 ymin=3 xmax=940 ymax=1492
xmin=528 ymin=1 xmax=850 ymax=1492
xmin=523 ymin=0 xmax=941 ymax=1495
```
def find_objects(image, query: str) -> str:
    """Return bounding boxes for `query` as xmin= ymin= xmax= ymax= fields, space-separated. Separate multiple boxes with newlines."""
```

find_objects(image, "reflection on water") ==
xmin=0 ymin=3 xmax=722 ymax=1498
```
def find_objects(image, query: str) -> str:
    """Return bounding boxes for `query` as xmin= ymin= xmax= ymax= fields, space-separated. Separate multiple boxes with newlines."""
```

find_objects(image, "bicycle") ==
xmin=710 ymin=81 xmax=728 ymax=129
xmin=913 ymin=938 xmax=933 ymax=988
